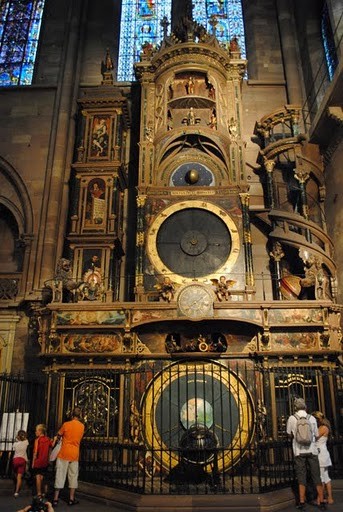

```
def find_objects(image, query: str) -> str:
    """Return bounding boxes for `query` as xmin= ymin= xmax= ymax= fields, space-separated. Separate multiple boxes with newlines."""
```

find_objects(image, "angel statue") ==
xmin=154 ymin=276 xmax=176 ymax=302
xmin=211 ymin=276 xmax=236 ymax=301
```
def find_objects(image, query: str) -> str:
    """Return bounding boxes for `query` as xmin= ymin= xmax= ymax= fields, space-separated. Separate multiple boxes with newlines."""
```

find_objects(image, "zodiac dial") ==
xmin=146 ymin=201 xmax=240 ymax=284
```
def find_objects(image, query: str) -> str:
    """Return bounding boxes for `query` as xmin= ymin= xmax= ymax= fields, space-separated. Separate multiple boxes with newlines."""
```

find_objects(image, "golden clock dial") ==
xmin=146 ymin=200 xmax=240 ymax=284
xmin=178 ymin=284 xmax=213 ymax=319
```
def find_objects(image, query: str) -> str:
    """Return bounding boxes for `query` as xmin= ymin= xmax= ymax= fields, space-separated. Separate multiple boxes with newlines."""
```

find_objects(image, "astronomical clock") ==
xmin=134 ymin=18 xmax=252 ymax=304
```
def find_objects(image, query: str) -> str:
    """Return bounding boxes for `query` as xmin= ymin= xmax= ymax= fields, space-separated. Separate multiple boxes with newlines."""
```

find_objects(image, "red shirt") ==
xmin=32 ymin=435 xmax=52 ymax=468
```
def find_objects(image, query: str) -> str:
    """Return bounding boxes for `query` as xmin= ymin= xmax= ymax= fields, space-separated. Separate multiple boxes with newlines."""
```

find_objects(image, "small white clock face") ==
xmin=178 ymin=284 xmax=213 ymax=319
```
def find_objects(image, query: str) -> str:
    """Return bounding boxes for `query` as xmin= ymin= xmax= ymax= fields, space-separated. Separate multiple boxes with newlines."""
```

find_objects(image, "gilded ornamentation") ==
xmin=136 ymin=232 xmax=145 ymax=246
xmin=264 ymin=158 xmax=276 ymax=173
xmin=129 ymin=400 xmax=141 ymax=444
xmin=154 ymin=276 xmax=176 ymax=302
xmin=210 ymin=276 xmax=236 ymax=301
xmin=136 ymin=195 xmax=147 ymax=208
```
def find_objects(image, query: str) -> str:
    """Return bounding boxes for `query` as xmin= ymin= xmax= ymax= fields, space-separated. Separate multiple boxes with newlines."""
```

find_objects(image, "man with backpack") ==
xmin=287 ymin=397 xmax=326 ymax=510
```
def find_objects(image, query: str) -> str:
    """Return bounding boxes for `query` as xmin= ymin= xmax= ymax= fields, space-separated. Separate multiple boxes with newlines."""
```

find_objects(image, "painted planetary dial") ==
xmin=142 ymin=361 xmax=254 ymax=472
xmin=170 ymin=162 xmax=214 ymax=186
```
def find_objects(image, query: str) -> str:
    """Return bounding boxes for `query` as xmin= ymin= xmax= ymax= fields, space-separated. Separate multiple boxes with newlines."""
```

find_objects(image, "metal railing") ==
xmin=1 ymin=362 xmax=342 ymax=494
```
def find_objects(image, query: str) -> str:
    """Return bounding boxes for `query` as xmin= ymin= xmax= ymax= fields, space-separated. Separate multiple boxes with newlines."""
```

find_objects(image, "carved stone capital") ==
xmin=136 ymin=195 xmax=147 ymax=208
xmin=263 ymin=158 xmax=276 ymax=173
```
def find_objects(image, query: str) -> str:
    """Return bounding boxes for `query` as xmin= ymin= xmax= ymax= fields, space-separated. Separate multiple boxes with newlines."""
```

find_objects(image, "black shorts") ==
xmin=31 ymin=466 xmax=48 ymax=477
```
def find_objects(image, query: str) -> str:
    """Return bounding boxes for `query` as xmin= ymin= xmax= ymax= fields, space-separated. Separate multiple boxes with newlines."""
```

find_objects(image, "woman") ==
xmin=312 ymin=411 xmax=334 ymax=505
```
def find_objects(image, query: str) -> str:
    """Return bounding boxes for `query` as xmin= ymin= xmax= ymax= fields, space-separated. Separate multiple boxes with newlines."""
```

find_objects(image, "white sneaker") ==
xmin=14 ymin=493 xmax=19 ymax=498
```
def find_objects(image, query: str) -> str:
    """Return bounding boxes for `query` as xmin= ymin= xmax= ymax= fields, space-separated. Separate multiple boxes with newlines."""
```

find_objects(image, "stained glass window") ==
xmin=0 ymin=0 xmax=45 ymax=86
xmin=192 ymin=0 xmax=246 ymax=59
xmin=118 ymin=0 xmax=246 ymax=82
xmin=321 ymin=3 xmax=338 ymax=81
xmin=118 ymin=0 xmax=172 ymax=81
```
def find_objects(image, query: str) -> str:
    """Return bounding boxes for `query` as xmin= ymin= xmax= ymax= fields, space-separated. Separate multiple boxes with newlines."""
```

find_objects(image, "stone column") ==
xmin=35 ymin=0 xmax=89 ymax=289
xmin=275 ymin=0 xmax=303 ymax=104
xmin=0 ymin=314 xmax=20 ymax=372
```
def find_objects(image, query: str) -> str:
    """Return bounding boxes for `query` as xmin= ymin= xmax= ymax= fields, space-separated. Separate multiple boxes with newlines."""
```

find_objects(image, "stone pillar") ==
xmin=0 ymin=314 xmax=20 ymax=372
xmin=275 ymin=0 xmax=303 ymax=104
xmin=35 ymin=0 xmax=89 ymax=289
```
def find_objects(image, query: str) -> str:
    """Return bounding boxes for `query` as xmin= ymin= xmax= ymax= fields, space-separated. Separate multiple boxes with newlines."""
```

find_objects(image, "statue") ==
xmin=211 ymin=276 xmax=236 ymax=301
xmin=129 ymin=400 xmax=140 ymax=444
xmin=229 ymin=36 xmax=240 ymax=53
xmin=208 ymin=108 xmax=217 ymax=129
xmin=205 ymin=76 xmax=216 ymax=99
xmin=101 ymin=48 xmax=114 ymax=84
xmin=55 ymin=258 xmax=82 ymax=303
xmin=185 ymin=76 xmax=195 ymax=95
xmin=141 ymin=41 xmax=154 ymax=58
xmin=154 ymin=276 xmax=176 ymax=302
xmin=257 ymin=399 xmax=268 ymax=439
xmin=300 ymin=253 xmax=331 ymax=300
xmin=186 ymin=107 xmax=195 ymax=125
xmin=228 ymin=117 xmax=238 ymax=139
xmin=269 ymin=241 xmax=285 ymax=262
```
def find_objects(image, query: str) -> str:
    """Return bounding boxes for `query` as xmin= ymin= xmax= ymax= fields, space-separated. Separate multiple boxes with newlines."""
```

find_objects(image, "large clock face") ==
xmin=142 ymin=361 xmax=254 ymax=472
xmin=147 ymin=201 xmax=240 ymax=283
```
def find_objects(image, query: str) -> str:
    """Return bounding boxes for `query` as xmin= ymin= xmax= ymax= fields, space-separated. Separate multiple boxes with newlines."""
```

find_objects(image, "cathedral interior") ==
xmin=0 ymin=0 xmax=342 ymax=509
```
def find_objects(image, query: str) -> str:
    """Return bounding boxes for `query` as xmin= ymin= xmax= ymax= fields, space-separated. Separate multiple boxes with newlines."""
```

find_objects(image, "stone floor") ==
xmin=0 ymin=479 xmax=342 ymax=512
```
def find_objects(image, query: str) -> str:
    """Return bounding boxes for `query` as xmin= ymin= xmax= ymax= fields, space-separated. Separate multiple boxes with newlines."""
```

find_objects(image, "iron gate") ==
xmin=1 ymin=360 xmax=342 ymax=494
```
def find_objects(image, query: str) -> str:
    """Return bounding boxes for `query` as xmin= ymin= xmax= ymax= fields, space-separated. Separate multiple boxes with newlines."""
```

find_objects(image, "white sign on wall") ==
xmin=0 ymin=412 xmax=29 ymax=450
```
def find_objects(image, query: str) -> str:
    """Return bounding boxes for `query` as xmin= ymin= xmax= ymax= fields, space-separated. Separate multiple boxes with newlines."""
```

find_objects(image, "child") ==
xmin=32 ymin=424 xmax=52 ymax=497
xmin=12 ymin=429 xmax=29 ymax=497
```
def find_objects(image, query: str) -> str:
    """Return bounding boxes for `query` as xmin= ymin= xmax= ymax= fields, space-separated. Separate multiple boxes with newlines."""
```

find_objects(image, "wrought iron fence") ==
xmin=0 ymin=372 xmax=47 ymax=478
xmin=1 ymin=361 xmax=342 ymax=495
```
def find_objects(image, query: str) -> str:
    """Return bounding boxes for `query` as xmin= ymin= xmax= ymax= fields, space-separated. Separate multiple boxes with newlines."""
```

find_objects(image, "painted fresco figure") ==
xmin=91 ymin=118 xmax=109 ymax=157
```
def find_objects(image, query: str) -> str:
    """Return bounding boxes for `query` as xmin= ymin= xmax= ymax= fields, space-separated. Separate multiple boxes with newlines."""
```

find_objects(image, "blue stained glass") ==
xmin=0 ymin=0 xmax=45 ymax=86
xmin=118 ymin=0 xmax=172 ymax=81
xmin=192 ymin=0 xmax=246 ymax=59
xmin=321 ymin=3 xmax=338 ymax=81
